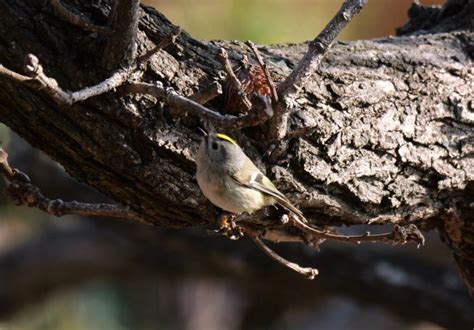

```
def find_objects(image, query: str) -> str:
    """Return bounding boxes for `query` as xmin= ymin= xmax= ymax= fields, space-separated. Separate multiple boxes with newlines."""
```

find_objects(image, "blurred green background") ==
xmin=0 ymin=1 xmax=466 ymax=330
xmin=144 ymin=0 xmax=444 ymax=43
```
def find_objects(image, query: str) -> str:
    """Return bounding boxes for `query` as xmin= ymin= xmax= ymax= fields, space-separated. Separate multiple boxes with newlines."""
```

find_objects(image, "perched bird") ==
xmin=195 ymin=132 xmax=304 ymax=220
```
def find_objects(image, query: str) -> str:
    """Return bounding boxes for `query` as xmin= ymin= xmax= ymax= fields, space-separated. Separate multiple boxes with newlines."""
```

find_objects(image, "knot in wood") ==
xmin=23 ymin=54 xmax=42 ymax=77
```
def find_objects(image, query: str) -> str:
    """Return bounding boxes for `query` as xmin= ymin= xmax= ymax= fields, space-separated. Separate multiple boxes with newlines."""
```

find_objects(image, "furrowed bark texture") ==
xmin=0 ymin=1 xmax=472 ymax=289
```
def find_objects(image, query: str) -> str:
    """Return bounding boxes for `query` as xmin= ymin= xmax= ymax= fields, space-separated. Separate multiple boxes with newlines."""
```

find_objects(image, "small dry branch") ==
xmin=189 ymin=81 xmax=223 ymax=105
xmin=284 ymin=214 xmax=425 ymax=247
xmin=124 ymin=82 xmax=273 ymax=129
xmin=246 ymin=229 xmax=319 ymax=279
xmin=266 ymin=0 xmax=367 ymax=141
xmin=246 ymin=41 xmax=278 ymax=104
xmin=0 ymin=147 xmax=141 ymax=221
xmin=217 ymin=48 xmax=253 ymax=111
xmin=138 ymin=26 xmax=182 ymax=65
xmin=279 ymin=0 xmax=367 ymax=95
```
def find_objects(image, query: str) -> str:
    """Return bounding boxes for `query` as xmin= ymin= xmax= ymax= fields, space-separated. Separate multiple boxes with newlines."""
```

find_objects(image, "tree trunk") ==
xmin=0 ymin=0 xmax=472 ymax=292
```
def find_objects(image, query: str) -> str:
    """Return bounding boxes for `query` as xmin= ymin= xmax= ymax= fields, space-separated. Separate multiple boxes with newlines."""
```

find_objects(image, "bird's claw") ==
xmin=214 ymin=214 xmax=244 ymax=240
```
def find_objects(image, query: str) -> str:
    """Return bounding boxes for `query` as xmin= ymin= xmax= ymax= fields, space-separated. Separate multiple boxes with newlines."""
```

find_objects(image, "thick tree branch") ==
xmin=103 ymin=0 xmax=141 ymax=69
xmin=137 ymin=26 xmax=182 ymax=65
xmin=0 ymin=0 xmax=472 ymax=292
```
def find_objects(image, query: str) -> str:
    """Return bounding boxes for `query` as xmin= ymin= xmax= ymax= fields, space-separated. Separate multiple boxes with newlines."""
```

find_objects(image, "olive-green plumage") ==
xmin=195 ymin=133 xmax=305 ymax=220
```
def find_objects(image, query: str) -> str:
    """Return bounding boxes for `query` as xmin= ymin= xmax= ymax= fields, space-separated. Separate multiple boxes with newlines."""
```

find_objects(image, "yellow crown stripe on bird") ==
xmin=215 ymin=133 xmax=237 ymax=146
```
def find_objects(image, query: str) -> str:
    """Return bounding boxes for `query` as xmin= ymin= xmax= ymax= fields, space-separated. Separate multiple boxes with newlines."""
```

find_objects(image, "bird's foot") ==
xmin=212 ymin=214 xmax=244 ymax=240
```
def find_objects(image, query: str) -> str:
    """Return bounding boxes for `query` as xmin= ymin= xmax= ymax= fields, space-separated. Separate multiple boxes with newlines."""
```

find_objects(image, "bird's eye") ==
xmin=211 ymin=142 xmax=218 ymax=150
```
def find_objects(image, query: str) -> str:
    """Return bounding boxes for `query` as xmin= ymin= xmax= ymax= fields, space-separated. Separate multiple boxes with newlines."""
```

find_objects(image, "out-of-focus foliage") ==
xmin=144 ymin=0 xmax=444 ymax=43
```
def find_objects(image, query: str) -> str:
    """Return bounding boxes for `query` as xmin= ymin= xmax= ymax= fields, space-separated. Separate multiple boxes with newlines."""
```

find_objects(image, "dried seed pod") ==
xmin=224 ymin=64 xmax=274 ymax=115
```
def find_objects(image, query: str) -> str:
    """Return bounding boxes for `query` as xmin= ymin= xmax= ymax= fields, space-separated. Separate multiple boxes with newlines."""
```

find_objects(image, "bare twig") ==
xmin=266 ymin=103 xmax=289 ymax=141
xmin=0 ymin=65 xmax=30 ymax=82
xmin=0 ymin=148 xmax=14 ymax=178
xmin=0 ymin=54 xmax=131 ymax=105
xmin=0 ymin=147 xmax=142 ymax=221
xmin=189 ymin=81 xmax=223 ymax=105
xmin=286 ymin=214 xmax=425 ymax=247
xmin=266 ymin=0 xmax=367 ymax=141
xmin=138 ymin=26 xmax=182 ymax=65
xmin=124 ymin=82 xmax=273 ymax=129
xmin=246 ymin=229 xmax=319 ymax=279
xmin=217 ymin=48 xmax=252 ymax=111
xmin=0 ymin=22 xmax=183 ymax=107
xmin=246 ymin=41 xmax=278 ymax=104
xmin=49 ymin=0 xmax=110 ymax=35
xmin=279 ymin=0 xmax=367 ymax=95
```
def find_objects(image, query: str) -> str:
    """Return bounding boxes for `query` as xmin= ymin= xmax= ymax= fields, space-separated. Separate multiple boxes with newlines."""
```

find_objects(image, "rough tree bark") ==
xmin=0 ymin=0 xmax=472 ymax=291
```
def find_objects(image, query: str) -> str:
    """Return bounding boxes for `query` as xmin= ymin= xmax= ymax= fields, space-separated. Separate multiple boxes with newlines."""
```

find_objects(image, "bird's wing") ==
xmin=231 ymin=171 xmax=306 ymax=221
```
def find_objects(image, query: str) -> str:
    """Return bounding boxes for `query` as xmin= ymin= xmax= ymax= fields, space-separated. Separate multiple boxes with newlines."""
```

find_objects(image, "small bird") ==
xmin=195 ymin=132 xmax=305 ymax=220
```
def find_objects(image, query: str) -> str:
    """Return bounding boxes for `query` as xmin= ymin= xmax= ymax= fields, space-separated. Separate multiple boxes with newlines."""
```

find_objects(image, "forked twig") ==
xmin=18 ymin=54 xmax=131 ymax=105
xmin=246 ymin=229 xmax=319 ymax=279
xmin=0 ymin=24 xmax=183 ymax=107
xmin=0 ymin=147 xmax=142 ymax=221
xmin=286 ymin=214 xmax=425 ymax=247
xmin=124 ymin=82 xmax=273 ymax=129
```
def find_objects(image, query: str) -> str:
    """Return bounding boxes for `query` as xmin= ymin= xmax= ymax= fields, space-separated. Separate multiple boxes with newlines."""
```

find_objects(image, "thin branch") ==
xmin=0 ymin=64 xmax=30 ymax=82
xmin=189 ymin=81 xmax=223 ymax=105
xmin=217 ymin=48 xmax=252 ymax=111
xmin=124 ymin=82 xmax=273 ymax=129
xmin=0 ymin=54 xmax=131 ymax=105
xmin=264 ymin=0 xmax=367 ymax=141
xmin=286 ymin=214 xmax=425 ymax=247
xmin=0 ymin=22 xmax=182 ymax=107
xmin=279 ymin=0 xmax=367 ymax=95
xmin=49 ymin=0 xmax=110 ymax=35
xmin=246 ymin=229 xmax=319 ymax=279
xmin=0 ymin=147 xmax=142 ymax=221
xmin=267 ymin=102 xmax=291 ymax=141
xmin=138 ymin=26 xmax=182 ymax=65
xmin=246 ymin=41 xmax=278 ymax=104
